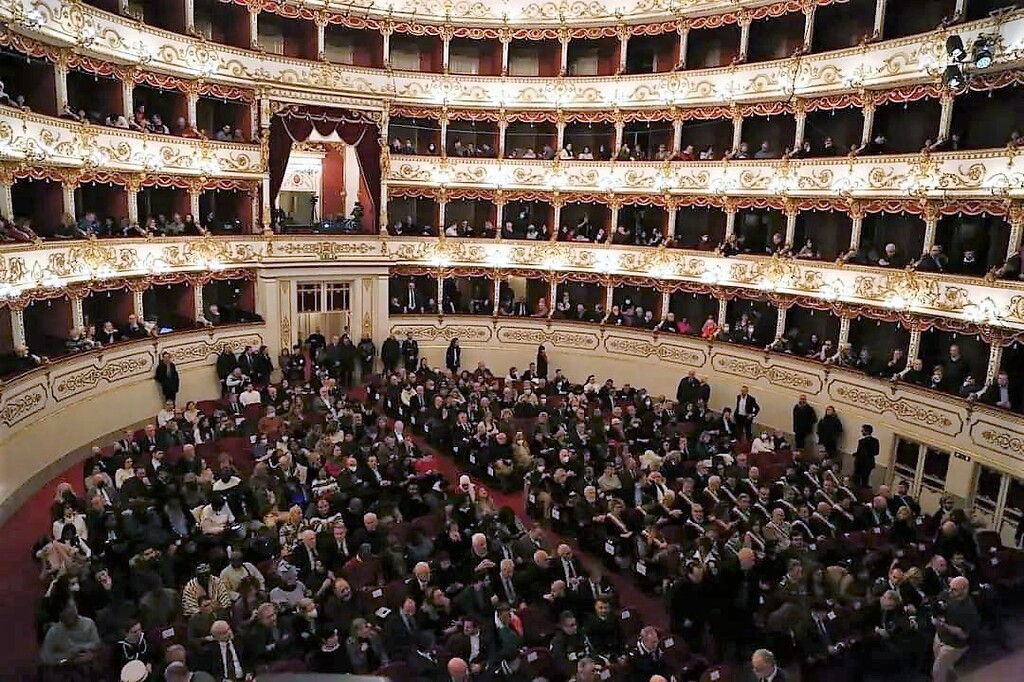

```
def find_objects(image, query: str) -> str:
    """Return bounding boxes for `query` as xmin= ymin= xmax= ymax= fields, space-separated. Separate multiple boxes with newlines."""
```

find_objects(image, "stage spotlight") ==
xmin=972 ymin=37 xmax=993 ymax=69
xmin=944 ymin=65 xmax=965 ymax=89
xmin=946 ymin=35 xmax=965 ymax=60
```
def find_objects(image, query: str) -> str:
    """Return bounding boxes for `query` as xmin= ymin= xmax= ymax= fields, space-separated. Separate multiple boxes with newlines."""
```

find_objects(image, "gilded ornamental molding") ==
xmin=0 ymin=107 xmax=263 ymax=179
xmin=387 ymin=151 xmax=1024 ymax=200
xmin=0 ymin=236 xmax=1022 ymax=332
xmin=227 ymin=0 xmax=840 ymax=31
xmin=388 ymin=316 xmax=1024 ymax=473
xmin=2 ymin=1 xmax=1021 ymax=110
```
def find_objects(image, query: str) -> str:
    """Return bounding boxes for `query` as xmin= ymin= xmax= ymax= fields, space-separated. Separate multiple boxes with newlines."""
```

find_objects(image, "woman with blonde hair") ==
xmin=511 ymin=431 xmax=533 ymax=470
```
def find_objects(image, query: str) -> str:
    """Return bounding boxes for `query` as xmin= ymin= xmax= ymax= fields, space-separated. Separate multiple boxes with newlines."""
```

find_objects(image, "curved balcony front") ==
xmin=0 ymin=235 xmax=1021 ymax=332
xmin=2 ymin=1 xmax=1021 ymax=110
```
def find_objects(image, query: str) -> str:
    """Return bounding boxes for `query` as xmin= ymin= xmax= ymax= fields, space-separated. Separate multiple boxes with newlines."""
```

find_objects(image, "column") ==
xmin=938 ymin=91 xmax=955 ymax=143
xmin=495 ymin=192 xmax=506 ymax=240
xmin=873 ymin=0 xmax=888 ymax=38
xmin=837 ymin=315 xmax=851 ymax=347
xmin=382 ymin=23 xmax=393 ymax=68
xmin=62 ymin=182 xmax=76 ymax=218
xmin=738 ymin=17 xmax=752 ymax=62
xmin=793 ymin=100 xmax=807 ymax=149
xmin=724 ymin=202 xmax=737 ymax=238
xmin=551 ymin=197 xmax=562 ymax=241
xmin=603 ymin=282 xmax=614 ymax=320
xmin=785 ymin=202 xmax=798 ymax=245
xmin=11 ymin=308 xmax=25 ymax=348
xmin=608 ymin=200 xmax=620 ymax=244
xmin=184 ymin=0 xmax=195 ymax=34
xmin=732 ymin=112 xmax=744 ymax=150
xmin=500 ymin=34 xmax=511 ymax=76
xmin=498 ymin=116 xmax=508 ymax=159
xmin=671 ymin=115 xmax=683 ymax=152
xmin=315 ymin=20 xmax=326 ymax=61
xmin=250 ymin=191 xmax=261 ymax=234
xmin=186 ymin=90 xmax=199 ymax=127
xmin=193 ymin=283 xmax=205 ymax=321
xmin=249 ymin=9 xmax=260 ymax=50
xmin=861 ymin=99 xmax=876 ymax=145
xmin=676 ymin=26 xmax=689 ymax=69
xmin=54 ymin=62 xmax=68 ymax=112
xmin=716 ymin=296 xmax=728 ymax=328
xmin=556 ymin=120 xmax=566 ymax=151
xmin=774 ymin=305 xmax=788 ymax=344
xmin=439 ymin=110 xmax=449 ymax=156
xmin=491 ymin=276 xmax=501 ymax=316
xmin=849 ymin=202 xmax=864 ymax=251
xmin=665 ymin=205 xmax=678 ymax=242
xmin=126 ymin=177 xmax=140 ymax=224
xmin=559 ymin=32 xmax=570 ymax=75
xmin=922 ymin=203 xmax=939 ymax=250
xmin=803 ymin=7 xmax=816 ymax=51
xmin=906 ymin=328 xmax=922 ymax=362
xmin=618 ymin=26 xmax=629 ymax=74
xmin=0 ymin=180 xmax=13 ymax=219
xmin=983 ymin=345 xmax=1002 ymax=388
xmin=133 ymin=290 xmax=145 ymax=319
xmin=436 ymin=274 xmax=445 ymax=315
xmin=1007 ymin=203 xmax=1023 ymax=257
xmin=614 ymin=120 xmax=624 ymax=151
xmin=660 ymin=291 xmax=670 ymax=323
xmin=441 ymin=29 xmax=452 ymax=73
xmin=122 ymin=79 xmax=135 ymax=119
xmin=190 ymin=187 xmax=201 ymax=218
xmin=954 ymin=0 xmax=968 ymax=19
xmin=548 ymin=278 xmax=558 ymax=318
xmin=438 ymin=195 xmax=448 ymax=234
xmin=71 ymin=296 xmax=84 ymax=331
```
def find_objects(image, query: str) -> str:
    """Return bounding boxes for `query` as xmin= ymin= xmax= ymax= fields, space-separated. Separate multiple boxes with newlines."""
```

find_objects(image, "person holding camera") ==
xmin=931 ymin=576 xmax=980 ymax=682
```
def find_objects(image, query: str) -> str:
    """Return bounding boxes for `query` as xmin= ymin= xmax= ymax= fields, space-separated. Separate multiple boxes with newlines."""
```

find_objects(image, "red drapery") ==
xmin=269 ymin=106 xmax=381 ymax=228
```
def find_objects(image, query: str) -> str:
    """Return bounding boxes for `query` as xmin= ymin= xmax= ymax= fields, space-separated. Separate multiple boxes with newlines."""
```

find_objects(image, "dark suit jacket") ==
xmin=854 ymin=435 xmax=880 ymax=465
xmin=445 ymin=631 xmax=494 ymax=667
xmin=735 ymin=394 xmax=761 ymax=418
xmin=197 ymin=640 xmax=249 ymax=680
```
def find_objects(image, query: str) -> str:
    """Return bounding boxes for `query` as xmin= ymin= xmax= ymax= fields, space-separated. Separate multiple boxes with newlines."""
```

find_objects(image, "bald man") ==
xmin=448 ymin=657 xmax=470 ymax=682
xmin=198 ymin=621 xmax=248 ymax=681
xmin=932 ymin=577 xmax=979 ymax=682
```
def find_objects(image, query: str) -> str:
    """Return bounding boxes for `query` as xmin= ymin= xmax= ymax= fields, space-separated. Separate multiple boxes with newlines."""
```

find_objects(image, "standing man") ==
xmin=852 ymin=424 xmax=879 ymax=488
xmin=402 ymin=332 xmax=420 ymax=372
xmin=154 ymin=351 xmax=180 ymax=403
xmin=931 ymin=577 xmax=980 ymax=682
xmin=734 ymin=385 xmax=760 ymax=441
xmin=792 ymin=395 xmax=818 ymax=450
xmin=357 ymin=336 xmax=377 ymax=380
xmin=446 ymin=338 xmax=462 ymax=374
xmin=381 ymin=334 xmax=400 ymax=373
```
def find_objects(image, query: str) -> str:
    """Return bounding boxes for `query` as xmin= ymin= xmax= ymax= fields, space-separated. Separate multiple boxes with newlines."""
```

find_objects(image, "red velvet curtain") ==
xmin=269 ymin=106 xmax=381 ymax=229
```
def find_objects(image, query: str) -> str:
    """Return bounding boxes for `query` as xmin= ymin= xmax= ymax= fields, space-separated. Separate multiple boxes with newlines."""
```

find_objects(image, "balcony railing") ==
xmin=0 ymin=235 xmax=1021 ymax=332
xmin=2 ymin=1 xmax=1021 ymax=110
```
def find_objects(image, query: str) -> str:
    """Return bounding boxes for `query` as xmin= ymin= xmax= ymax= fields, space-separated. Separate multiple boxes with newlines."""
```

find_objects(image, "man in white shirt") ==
xmin=239 ymin=383 xmax=262 ymax=407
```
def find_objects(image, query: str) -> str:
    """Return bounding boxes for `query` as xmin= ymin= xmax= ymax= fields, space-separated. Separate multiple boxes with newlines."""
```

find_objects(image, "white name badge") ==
xmin=605 ymin=541 xmax=615 ymax=555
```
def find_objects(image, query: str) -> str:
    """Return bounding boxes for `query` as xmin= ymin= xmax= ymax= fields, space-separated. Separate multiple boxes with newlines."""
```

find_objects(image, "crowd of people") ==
xmin=0 ymin=210 xmax=249 ymax=243
xmin=30 ymin=332 xmax=1019 ymax=682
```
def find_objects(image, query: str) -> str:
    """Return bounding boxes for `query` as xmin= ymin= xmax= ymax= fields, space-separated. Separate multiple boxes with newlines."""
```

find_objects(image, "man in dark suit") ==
xmin=321 ymin=524 xmax=352 ymax=574
xmin=676 ymin=370 xmax=701 ymax=409
xmin=154 ymin=352 xmax=180 ymax=402
xmin=751 ymin=648 xmax=787 ymax=681
xmin=791 ymin=395 xmax=817 ymax=449
xmin=444 ymin=618 xmax=493 ymax=674
xmin=852 ymin=424 xmax=879 ymax=488
xmin=979 ymin=371 xmax=1018 ymax=412
xmin=382 ymin=597 xmax=421 ymax=657
xmin=290 ymin=530 xmax=321 ymax=585
xmin=403 ymin=281 xmax=422 ymax=314
xmin=198 ymin=620 xmax=249 ymax=681
xmin=236 ymin=346 xmax=257 ymax=377
xmin=402 ymin=333 xmax=420 ymax=372
xmin=734 ymin=385 xmax=760 ymax=441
